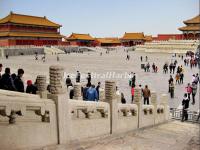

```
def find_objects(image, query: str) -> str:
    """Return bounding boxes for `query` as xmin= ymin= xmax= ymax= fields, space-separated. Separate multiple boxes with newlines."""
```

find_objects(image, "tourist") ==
xmin=86 ymin=85 xmax=98 ymax=101
xmin=179 ymin=72 xmax=184 ymax=84
xmin=0 ymin=67 xmax=16 ymax=91
xmin=5 ymin=54 xmax=9 ymax=59
xmin=168 ymin=75 xmax=174 ymax=93
xmin=0 ymin=64 xmax=2 ymax=79
xmin=128 ymin=73 xmax=132 ymax=87
xmin=86 ymin=73 xmax=91 ymax=87
xmin=69 ymin=86 xmax=74 ymax=99
xmin=172 ymin=63 xmax=176 ymax=74
xmin=140 ymin=56 xmax=143 ymax=62
xmin=184 ymin=59 xmax=187 ymax=66
xmin=131 ymin=84 xmax=135 ymax=103
xmin=175 ymin=73 xmax=180 ymax=84
xmin=152 ymin=63 xmax=156 ymax=73
xmin=191 ymin=74 xmax=196 ymax=83
xmin=126 ymin=54 xmax=130 ymax=60
xmin=96 ymin=82 xmax=101 ymax=100
xmin=145 ymin=56 xmax=148 ymax=62
xmin=121 ymin=93 xmax=126 ymax=104
xmin=163 ymin=63 xmax=168 ymax=74
xmin=169 ymin=63 xmax=173 ymax=74
xmin=42 ymin=54 xmax=45 ymax=62
xmin=142 ymin=85 xmax=151 ymax=105
xmin=195 ymin=73 xmax=199 ymax=84
xmin=76 ymin=71 xmax=81 ymax=82
xmin=155 ymin=66 xmax=158 ymax=73
xmin=35 ymin=53 xmax=38 ymax=60
xmin=131 ymin=73 xmax=136 ymax=87
xmin=66 ymin=75 xmax=72 ymax=88
xmin=82 ymin=85 xmax=89 ymax=100
xmin=185 ymin=83 xmax=192 ymax=101
xmin=47 ymin=84 xmax=51 ymax=93
xmin=144 ymin=65 xmax=147 ymax=72
xmin=191 ymin=82 xmax=197 ymax=105
xmin=26 ymin=80 xmax=38 ymax=94
xmin=169 ymin=81 xmax=175 ymax=98
xmin=11 ymin=73 xmax=17 ymax=81
xmin=146 ymin=63 xmax=150 ymax=72
xmin=14 ymin=69 xmax=25 ymax=92
xmin=181 ymin=93 xmax=189 ymax=122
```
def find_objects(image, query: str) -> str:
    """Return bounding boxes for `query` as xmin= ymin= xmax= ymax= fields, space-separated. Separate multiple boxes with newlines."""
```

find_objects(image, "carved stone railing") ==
xmin=157 ymin=105 xmax=165 ymax=114
xmin=142 ymin=105 xmax=154 ymax=115
xmin=69 ymin=100 xmax=109 ymax=119
xmin=118 ymin=104 xmax=138 ymax=117
xmin=0 ymin=92 xmax=53 ymax=124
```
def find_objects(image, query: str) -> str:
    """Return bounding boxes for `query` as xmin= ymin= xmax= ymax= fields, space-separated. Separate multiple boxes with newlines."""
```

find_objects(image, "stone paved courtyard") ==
xmin=1 ymin=48 xmax=199 ymax=111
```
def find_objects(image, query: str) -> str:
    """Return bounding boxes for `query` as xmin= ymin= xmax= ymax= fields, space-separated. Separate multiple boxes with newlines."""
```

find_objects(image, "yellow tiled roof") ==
xmin=0 ymin=12 xmax=61 ymax=27
xmin=0 ymin=31 xmax=62 ymax=38
xmin=144 ymin=35 xmax=153 ymax=41
xmin=96 ymin=38 xmax=121 ymax=44
xmin=184 ymin=15 xmax=200 ymax=24
xmin=179 ymin=25 xmax=200 ymax=31
xmin=121 ymin=32 xmax=145 ymax=40
xmin=68 ymin=33 xmax=94 ymax=41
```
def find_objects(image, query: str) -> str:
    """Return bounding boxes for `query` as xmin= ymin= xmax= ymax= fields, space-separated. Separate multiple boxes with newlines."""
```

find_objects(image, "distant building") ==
xmin=0 ymin=12 xmax=62 ymax=46
xmin=153 ymin=34 xmax=183 ymax=41
xmin=67 ymin=33 xmax=95 ymax=47
xmin=144 ymin=35 xmax=153 ymax=42
xmin=179 ymin=15 xmax=200 ymax=40
xmin=120 ymin=32 xmax=145 ymax=46
xmin=95 ymin=38 xmax=121 ymax=47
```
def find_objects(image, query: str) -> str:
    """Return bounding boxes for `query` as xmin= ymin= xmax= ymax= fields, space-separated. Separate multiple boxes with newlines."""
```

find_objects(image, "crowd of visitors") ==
xmin=0 ymin=64 xmax=38 ymax=94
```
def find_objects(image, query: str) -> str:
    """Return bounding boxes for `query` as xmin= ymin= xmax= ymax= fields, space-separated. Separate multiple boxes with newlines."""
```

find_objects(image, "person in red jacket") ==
xmin=185 ymin=83 xmax=192 ymax=100
xmin=131 ymin=85 xmax=135 ymax=103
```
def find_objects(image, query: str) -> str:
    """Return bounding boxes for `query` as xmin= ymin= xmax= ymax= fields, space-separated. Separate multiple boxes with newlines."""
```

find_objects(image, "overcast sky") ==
xmin=0 ymin=0 xmax=199 ymax=37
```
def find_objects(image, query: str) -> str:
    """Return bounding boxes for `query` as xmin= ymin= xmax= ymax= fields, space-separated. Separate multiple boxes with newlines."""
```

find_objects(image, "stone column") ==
xmin=73 ymin=83 xmax=82 ymax=100
xmin=160 ymin=94 xmax=170 ymax=121
xmin=99 ymin=88 xmax=105 ymax=102
xmin=36 ymin=75 xmax=47 ymax=98
xmin=49 ymin=65 xmax=65 ymax=94
xmin=134 ymin=87 xmax=142 ymax=128
xmin=48 ymin=65 xmax=69 ymax=144
xmin=105 ymin=81 xmax=117 ymax=134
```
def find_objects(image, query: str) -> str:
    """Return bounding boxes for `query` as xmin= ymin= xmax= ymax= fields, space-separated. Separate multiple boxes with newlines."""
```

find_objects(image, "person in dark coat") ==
xmin=14 ymin=69 xmax=24 ymax=92
xmin=69 ymin=89 xmax=74 ymax=99
xmin=86 ymin=73 xmax=91 ymax=87
xmin=0 ymin=67 xmax=16 ymax=91
xmin=168 ymin=75 xmax=173 ymax=93
xmin=96 ymin=82 xmax=101 ymax=100
xmin=66 ymin=75 xmax=72 ymax=88
xmin=121 ymin=93 xmax=126 ymax=104
xmin=26 ymin=80 xmax=38 ymax=94
xmin=131 ymin=73 xmax=136 ymax=87
xmin=76 ymin=71 xmax=81 ymax=83
xmin=181 ymin=93 xmax=190 ymax=122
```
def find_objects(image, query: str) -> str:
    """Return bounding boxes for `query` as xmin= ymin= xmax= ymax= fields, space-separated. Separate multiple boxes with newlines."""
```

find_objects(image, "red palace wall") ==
xmin=154 ymin=34 xmax=184 ymax=41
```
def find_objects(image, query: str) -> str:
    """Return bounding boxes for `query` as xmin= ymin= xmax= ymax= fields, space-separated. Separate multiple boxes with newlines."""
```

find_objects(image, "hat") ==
xmin=27 ymin=80 xmax=32 ymax=86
